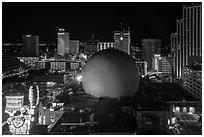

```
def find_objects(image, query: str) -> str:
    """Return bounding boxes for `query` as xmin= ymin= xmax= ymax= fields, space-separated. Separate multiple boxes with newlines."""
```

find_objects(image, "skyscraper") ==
xmin=142 ymin=39 xmax=161 ymax=68
xmin=23 ymin=35 xmax=39 ymax=57
xmin=114 ymin=28 xmax=130 ymax=54
xmin=57 ymin=29 xmax=69 ymax=56
xmin=171 ymin=4 xmax=202 ymax=78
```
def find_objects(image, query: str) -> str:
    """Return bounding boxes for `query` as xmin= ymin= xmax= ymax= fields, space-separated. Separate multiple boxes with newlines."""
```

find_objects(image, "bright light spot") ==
xmin=68 ymin=92 xmax=73 ymax=96
xmin=176 ymin=107 xmax=180 ymax=112
xmin=77 ymin=75 xmax=82 ymax=82
xmin=168 ymin=119 xmax=170 ymax=125
xmin=173 ymin=106 xmax=176 ymax=112
xmin=120 ymin=37 xmax=123 ymax=40
xmin=189 ymin=107 xmax=195 ymax=114
xmin=183 ymin=107 xmax=187 ymax=112
xmin=171 ymin=117 xmax=176 ymax=124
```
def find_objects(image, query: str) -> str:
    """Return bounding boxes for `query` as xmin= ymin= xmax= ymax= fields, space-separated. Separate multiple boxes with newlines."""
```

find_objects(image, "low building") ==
xmin=33 ymin=73 xmax=69 ymax=83
xmin=183 ymin=62 xmax=202 ymax=100
xmin=18 ymin=57 xmax=39 ymax=67
xmin=36 ymin=60 xmax=81 ymax=72
xmin=135 ymin=61 xmax=147 ymax=77
xmin=97 ymin=42 xmax=115 ymax=51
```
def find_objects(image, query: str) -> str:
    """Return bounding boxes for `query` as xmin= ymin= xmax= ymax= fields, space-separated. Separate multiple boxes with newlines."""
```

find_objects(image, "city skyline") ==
xmin=3 ymin=2 xmax=200 ymax=44
xmin=2 ymin=2 xmax=202 ymax=135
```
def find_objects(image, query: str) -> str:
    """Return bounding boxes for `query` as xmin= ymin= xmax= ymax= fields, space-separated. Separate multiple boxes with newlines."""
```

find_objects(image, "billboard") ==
xmin=5 ymin=96 xmax=24 ymax=112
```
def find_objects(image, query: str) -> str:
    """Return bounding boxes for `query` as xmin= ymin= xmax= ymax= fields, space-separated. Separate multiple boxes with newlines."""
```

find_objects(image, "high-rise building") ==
xmin=183 ymin=62 xmax=202 ymax=100
xmin=57 ymin=29 xmax=69 ymax=56
xmin=23 ymin=35 xmax=39 ymax=57
xmin=171 ymin=4 xmax=202 ymax=78
xmin=69 ymin=40 xmax=79 ymax=55
xmin=97 ymin=42 xmax=115 ymax=51
xmin=161 ymin=57 xmax=171 ymax=76
xmin=142 ymin=39 xmax=161 ymax=68
xmin=114 ymin=29 xmax=130 ymax=54
xmin=171 ymin=33 xmax=178 ymax=78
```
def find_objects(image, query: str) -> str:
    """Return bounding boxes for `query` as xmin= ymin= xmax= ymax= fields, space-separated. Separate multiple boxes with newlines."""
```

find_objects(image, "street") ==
xmin=175 ymin=113 xmax=202 ymax=135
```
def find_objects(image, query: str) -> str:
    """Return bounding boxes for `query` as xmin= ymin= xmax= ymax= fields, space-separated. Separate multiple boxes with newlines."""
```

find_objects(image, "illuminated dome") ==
xmin=82 ymin=48 xmax=140 ymax=98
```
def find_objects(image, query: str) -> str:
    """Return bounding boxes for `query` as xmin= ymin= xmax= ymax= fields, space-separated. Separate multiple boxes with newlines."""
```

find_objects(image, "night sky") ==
xmin=2 ymin=2 xmax=197 ymax=44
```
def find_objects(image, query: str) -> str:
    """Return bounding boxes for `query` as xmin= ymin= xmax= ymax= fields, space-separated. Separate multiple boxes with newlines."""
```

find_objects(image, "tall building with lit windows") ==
xmin=183 ymin=62 xmax=202 ymax=100
xmin=114 ymin=29 xmax=130 ymax=54
xmin=23 ymin=35 xmax=39 ymax=57
xmin=57 ymin=29 xmax=69 ymax=56
xmin=171 ymin=4 xmax=202 ymax=78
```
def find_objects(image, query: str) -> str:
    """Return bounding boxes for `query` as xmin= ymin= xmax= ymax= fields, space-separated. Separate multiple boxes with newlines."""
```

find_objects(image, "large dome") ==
xmin=82 ymin=48 xmax=140 ymax=98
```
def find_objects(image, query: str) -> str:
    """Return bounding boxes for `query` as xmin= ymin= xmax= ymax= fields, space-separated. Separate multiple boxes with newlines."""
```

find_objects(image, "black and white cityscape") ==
xmin=2 ymin=2 xmax=202 ymax=135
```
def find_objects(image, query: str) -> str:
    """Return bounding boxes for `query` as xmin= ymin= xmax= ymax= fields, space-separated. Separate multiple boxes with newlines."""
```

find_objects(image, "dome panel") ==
xmin=82 ymin=49 xmax=140 ymax=98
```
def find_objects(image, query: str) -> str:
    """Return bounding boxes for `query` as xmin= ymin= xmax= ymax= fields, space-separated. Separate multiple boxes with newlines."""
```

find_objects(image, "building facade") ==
xmin=57 ymin=29 xmax=69 ymax=56
xmin=136 ymin=111 xmax=168 ymax=134
xmin=171 ymin=4 xmax=202 ymax=78
xmin=23 ymin=35 xmax=39 ymax=57
xmin=114 ymin=30 xmax=130 ymax=54
xmin=36 ymin=60 xmax=80 ymax=72
xmin=161 ymin=57 xmax=171 ymax=76
xmin=97 ymin=42 xmax=115 ymax=51
xmin=69 ymin=40 xmax=79 ymax=55
xmin=135 ymin=61 xmax=147 ymax=77
xmin=5 ymin=96 xmax=24 ymax=113
xmin=183 ymin=63 xmax=202 ymax=100
xmin=142 ymin=39 xmax=161 ymax=68
xmin=152 ymin=54 xmax=162 ymax=72
xmin=2 ymin=56 xmax=23 ymax=74
xmin=18 ymin=57 xmax=39 ymax=67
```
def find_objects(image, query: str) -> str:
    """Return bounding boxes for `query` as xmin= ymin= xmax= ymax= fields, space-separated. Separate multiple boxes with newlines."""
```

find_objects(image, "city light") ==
xmin=76 ymin=75 xmax=82 ymax=82
xmin=2 ymin=2 xmax=202 ymax=135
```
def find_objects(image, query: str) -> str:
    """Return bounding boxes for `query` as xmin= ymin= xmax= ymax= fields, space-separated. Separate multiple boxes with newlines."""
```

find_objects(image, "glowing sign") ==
xmin=6 ymin=107 xmax=32 ymax=135
xmin=5 ymin=96 xmax=24 ymax=112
